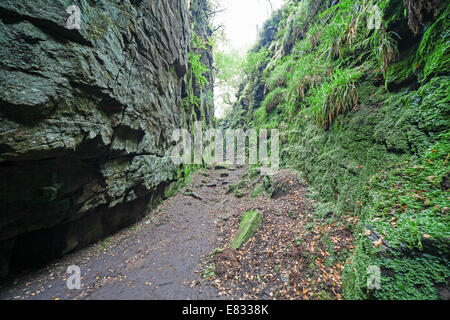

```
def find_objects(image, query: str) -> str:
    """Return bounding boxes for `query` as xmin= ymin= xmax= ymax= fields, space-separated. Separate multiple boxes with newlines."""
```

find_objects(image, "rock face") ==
xmin=231 ymin=210 xmax=262 ymax=250
xmin=0 ymin=0 xmax=213 ymax=276
xmin=222 ymin=0 xmax=449 ymax=300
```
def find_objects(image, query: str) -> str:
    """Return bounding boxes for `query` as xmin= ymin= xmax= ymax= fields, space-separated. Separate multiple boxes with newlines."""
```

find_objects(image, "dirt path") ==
xmin=0 ymin=165 xmax=356 ymax=300
xmin=0 ymin=166 xmax=246 ymax=300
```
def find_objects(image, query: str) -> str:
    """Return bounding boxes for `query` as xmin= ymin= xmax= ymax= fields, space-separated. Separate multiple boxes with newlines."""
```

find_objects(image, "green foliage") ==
xmin=252 ymin=5 xmax=284 ymax=50
xmin=188 ymin=52 xmax=208 ymax=89
xmin=182 ymin=50 xmax=209 ymax=110
xmin=318 ymin=0 xmax=355 ymax=60
xmin=262 ymin=87 xmax=286 ymax=113
xmin=244 ymin=47 xmax=270 ymax=78
xmin=253 ymin=106 xmax=268 ymax=128
xmin=306 ymin=68 xmax=361 ymax=129
xmin=414 ymin=3 xmax=450 ymax=80
xmin=369 ymin=28 xmax=400 ymax=85
xmin=366 ymin=134 xmax=450 ymax=250
xmin=284 ymin=75 xmax=449 ymax=299
xmin=213 ymin=42 xmax=246 ymax=115
xmin=182 ymin=95 xmax=201 ymax=109
xmin=101 ymin=237 xmax=113 ymax=249
xmin=276 ymin=0 xmax=310 ymax=55
xmin=344 ymin=133 xmax=450 ymax=299
xmin=386 ymin=52 xmax=416 ymax=87
xmin=232 ymin=0 xmax=405 ymax=128
xmin=192 ymin=33 xmax=208 ymax=50
xmin=222 ymin=0 xmax=450 ymax=299
xmin=214 ymin=48 xmax=245 ymax=89
xmin=265 ymin=55 xmax=295 ymax=92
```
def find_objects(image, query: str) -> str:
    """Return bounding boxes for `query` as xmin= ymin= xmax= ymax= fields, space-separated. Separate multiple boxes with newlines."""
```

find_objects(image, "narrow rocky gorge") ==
xmin=0 ymin=0 xmax=448 ymax=301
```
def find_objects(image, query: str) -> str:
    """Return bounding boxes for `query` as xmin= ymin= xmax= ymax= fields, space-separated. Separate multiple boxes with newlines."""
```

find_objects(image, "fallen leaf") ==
xmin=374 ymin=239 xmax=383 ymax=248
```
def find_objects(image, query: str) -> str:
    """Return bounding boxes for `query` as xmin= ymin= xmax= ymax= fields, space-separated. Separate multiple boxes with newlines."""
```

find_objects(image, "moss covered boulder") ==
xmin=231 ymin=210 xmax=263 ymax=249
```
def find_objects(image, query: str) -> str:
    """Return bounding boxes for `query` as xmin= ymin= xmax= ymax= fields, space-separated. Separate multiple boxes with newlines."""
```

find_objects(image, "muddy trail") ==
xmin=0 ymin=165 xmax=356 ymax=300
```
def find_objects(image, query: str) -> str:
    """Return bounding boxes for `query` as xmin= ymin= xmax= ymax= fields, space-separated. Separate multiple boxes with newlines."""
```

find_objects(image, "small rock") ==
xmin=189 ymin=192 xmax=203 ymax=200
xmin=215 ymin=164 xmax=231 ymax=170
xmin=235 ymin=190 xmax=246 ymax=198
xmin=231 ymin=210 xmax=263 ymax=249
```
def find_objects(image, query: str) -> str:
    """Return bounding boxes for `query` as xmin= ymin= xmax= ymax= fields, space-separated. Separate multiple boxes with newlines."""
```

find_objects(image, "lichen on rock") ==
xmin=231 ymin=210 xmax=263 ymax=250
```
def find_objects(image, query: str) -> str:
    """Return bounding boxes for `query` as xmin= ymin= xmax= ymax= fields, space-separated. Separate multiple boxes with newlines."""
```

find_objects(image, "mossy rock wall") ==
xmin=224 ymin=0 xmax=449 ymax=299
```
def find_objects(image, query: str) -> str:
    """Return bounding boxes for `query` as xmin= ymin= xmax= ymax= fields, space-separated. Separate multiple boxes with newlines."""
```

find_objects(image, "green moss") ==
xmin=305 ymin=67 xmax=361 ymax=129
xmin=222 ymin=0 xmax=450 ymax=299
xmin=253 ymin=106 xmax=268 ymax=127
xmin=380 ymin=0 xmax=406 ymax=29
xmin=231 ymin=210 xmax=263 ymax=249
xmin=228 ymin=178 xmax=248 ymax=198
xmin=343 ymin=129 xmax=450 ymax=300
xmin=262 ymin=87 xmax=286 ymax=113
xmin=415 ymin=3 xmax=450 ymax=81
xmin=84 ymin=6 xmax=122 ymax=41
xmin=188 ymin=52 xmax=209 ymax=89
xmin=164 ymin=180 xmax=183 ymax=199
xmin=343 ymin=241 xmax=449 ymax=300
xmin=386 ymin=51 xmax=416 ymax=87
xmin=250 ymin=184 xmax=268 ymax=198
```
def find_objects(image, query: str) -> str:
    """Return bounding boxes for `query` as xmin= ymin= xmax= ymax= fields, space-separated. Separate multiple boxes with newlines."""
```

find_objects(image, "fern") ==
xmin=262 ymin=87 xmax=286 ymax=113
xmin=188 ymin=52 xmax=209 ymax=89
xmin=306 ymin=68 xmax=362 ymax=129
